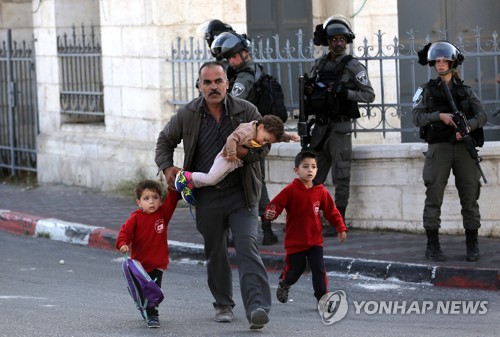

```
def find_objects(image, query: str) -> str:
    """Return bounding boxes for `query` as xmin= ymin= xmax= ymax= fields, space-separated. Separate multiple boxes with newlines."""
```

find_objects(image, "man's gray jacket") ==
xmin=155 ymin=94 xmax=268 ymax=208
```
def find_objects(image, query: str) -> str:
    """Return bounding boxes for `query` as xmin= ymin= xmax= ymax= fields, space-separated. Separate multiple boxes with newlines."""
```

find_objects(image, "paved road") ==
xmin=0 ymin=182 xmax=499 ymax=290
xmin=1 ymin=231 xmax=498 ymax=337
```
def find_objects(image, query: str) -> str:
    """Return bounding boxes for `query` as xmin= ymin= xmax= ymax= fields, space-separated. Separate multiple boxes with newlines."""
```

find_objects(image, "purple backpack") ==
xmin=122 ymin=257 xmax=164 ymax=319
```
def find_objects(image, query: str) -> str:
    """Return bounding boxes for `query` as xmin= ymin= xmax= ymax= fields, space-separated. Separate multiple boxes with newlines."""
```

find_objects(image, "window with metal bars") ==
xmin=57 ymin=24 xmax=104 ymax=123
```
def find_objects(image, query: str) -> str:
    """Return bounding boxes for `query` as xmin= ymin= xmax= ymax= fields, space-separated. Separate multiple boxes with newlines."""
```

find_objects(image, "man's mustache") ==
xmin=209 ymin=89 xmax=221 ymax=96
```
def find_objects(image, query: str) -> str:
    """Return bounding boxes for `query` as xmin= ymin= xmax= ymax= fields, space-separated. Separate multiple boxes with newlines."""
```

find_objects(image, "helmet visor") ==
xmin=211 ymin=32 xmax=245 ymax=59
xmin=325 ymin=23 xmax=350 ymax=38
xmin=427 ymin=42 xmax=458 ymax=62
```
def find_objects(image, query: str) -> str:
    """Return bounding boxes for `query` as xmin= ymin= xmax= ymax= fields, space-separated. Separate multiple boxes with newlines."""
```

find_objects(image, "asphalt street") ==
xmin=1 ymin=231 xmax=498 ymax=337
xmin=0 ymin=183 xmax=499 ymax=290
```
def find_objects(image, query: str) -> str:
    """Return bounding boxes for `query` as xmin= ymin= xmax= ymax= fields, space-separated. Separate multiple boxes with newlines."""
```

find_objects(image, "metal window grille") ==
xmin=57 ymin=24 xmax=104 ymax=123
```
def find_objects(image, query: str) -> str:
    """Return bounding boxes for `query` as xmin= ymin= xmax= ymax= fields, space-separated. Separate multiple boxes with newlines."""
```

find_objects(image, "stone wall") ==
xmin=31 ymin=0 xmax=399 ymax=189
xmin=34 ymin=0 xmax=250 ymax=189
xmin=0 ymin=0 xmax=33 ymax=40
xmin=6 ymin=0 xmax=498 ymax=235
xmin=263 ymin=141 xmax=500 ymax=238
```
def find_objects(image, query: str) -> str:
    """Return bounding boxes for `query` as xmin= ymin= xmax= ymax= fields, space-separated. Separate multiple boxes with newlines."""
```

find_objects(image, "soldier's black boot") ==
xmin=323 ymin=206 xmax=346 ymax=237
xmin=425 ymin=229 xmax=446 ymax=261
xmin=262 ymin=218 xmax=278 ymax=245
xmin=465 ymin=229 xmax=479 ymax=262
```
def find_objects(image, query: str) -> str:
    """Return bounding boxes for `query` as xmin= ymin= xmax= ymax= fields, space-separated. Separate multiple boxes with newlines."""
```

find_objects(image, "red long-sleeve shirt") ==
xmin=265 ymin=178 xmax=346 ymax=254
xmin=115 ymin=191 xmax=179 ymax=272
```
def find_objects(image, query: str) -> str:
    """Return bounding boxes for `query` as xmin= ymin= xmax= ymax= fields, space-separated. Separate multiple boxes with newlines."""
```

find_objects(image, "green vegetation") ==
xmin=36 ymin=231 xmax=51 ymax=239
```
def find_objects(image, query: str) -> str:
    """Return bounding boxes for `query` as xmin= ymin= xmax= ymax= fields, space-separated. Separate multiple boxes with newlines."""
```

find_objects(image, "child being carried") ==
xmin=175 ymin=114 xmax=299 ymax=204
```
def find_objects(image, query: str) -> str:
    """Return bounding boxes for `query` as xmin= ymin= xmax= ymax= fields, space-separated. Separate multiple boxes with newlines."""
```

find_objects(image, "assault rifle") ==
xmin=438 ymin=79 xmax=487 ymax=183
xmin=298 ymin=75 xmax=310 ymax=149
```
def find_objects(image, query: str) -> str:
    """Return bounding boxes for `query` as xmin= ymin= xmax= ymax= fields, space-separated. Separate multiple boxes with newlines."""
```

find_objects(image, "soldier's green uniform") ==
xmin=309 ymin=52 xmax=375 ymax=214
xmin=229 ymin=59 xmax=258 ymax=101
xmin=412 ymin=78 xmax=487 ymax=230
xmin=307 ymin=16 xmax=375 ymax=225
xmin=412 ymin=40 xmax=487 ymax=262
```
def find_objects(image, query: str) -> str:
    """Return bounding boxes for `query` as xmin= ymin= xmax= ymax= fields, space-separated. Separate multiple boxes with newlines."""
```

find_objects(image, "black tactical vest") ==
xmin=421 ymin=79 xmax=484 ymax=145
xmin=308 ymin=55 xmax=360 ymax=120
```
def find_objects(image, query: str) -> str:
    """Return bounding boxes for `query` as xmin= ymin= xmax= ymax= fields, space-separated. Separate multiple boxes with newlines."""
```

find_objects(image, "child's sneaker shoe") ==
xmin=175 ymin=170 xmax=192 ymax=192
xmin=146 ymin=316 xmax=160 ymax=328
xmin=276 ymin=281 xmax=290 ymax=303
xmin=180 ymin=186 xmax=196 ymax=205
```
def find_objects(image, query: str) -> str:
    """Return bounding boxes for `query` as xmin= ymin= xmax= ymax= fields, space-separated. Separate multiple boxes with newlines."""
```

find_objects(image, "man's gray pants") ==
xmin=195 ymin=185 xmax=272 ymax=322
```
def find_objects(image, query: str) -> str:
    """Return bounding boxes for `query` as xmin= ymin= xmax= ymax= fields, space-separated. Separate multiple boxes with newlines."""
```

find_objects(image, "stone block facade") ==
xmin=3 ymin=0 xmax=498 ymax=236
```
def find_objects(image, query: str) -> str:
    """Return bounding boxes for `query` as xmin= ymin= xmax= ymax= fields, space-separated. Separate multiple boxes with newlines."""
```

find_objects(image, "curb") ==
xmin=0 ymin=210 xmax=498 ymax=291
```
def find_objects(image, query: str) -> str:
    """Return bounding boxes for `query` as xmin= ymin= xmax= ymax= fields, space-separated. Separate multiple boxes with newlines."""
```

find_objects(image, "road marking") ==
xmin=0 ymin=296 xmax=49 ymax=300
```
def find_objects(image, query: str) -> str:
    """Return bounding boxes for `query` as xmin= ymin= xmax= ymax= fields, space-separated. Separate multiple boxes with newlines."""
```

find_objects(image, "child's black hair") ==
xmin=135 ymin=180 xmax=162 ymax=200
xmin=257 ymin=115 xmax=284 ymax=141
xmin=294 ymin=150 xmax=317 ymax=168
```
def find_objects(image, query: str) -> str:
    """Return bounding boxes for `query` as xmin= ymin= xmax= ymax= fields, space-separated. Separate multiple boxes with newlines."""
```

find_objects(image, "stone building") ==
xmin=1 ymin=0 xmax=499 ymax=236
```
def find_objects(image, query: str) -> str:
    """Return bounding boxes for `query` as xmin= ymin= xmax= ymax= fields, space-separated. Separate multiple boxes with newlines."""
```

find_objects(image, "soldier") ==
xmin=211 ymin=31 xmax=283 ymax=245
xmin=305 ymin=15 xmax=375 ymax=236
xmin=197 ymin=19 xmax=236 ymax=62
xmin=412 ymin=41 xmax=487 ymax=262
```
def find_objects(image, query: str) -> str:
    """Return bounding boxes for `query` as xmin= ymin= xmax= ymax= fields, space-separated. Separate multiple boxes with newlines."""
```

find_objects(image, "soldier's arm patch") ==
xmin=355 ymin=71 xmax=369 ymax=86
xmin=412 ymin=87 xmax=423 ymax=108
xmin=231 ymin=82 xmax=246 ymax=97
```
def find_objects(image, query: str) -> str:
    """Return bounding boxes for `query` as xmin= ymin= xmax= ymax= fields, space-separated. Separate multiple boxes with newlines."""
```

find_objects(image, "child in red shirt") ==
xmin=116 ymin=180 xmax=179 ymax=328
xmin=264 ymin=150 xmax=347 ymax=304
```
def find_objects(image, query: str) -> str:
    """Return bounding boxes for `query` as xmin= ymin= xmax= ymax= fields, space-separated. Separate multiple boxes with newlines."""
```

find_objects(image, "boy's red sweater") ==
xmin=265 ymin=178 xmax=346 ymax=254
xmin=116 ymin=191 xmax=179 ymax=272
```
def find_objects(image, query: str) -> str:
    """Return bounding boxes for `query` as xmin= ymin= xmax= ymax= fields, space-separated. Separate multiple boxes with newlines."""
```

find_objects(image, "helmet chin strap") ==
xmin=438 ymin=69 xmax=451 ymax=76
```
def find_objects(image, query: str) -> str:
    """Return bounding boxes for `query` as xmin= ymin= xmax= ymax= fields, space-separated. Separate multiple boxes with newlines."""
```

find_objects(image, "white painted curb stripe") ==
xmin=35 ymin=218 xmax=103 ymax=245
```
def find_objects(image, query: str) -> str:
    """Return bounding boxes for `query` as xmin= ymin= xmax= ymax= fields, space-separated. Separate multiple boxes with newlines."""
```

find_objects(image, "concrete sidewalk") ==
xmin=0 ymin=182 xmax=498 ymax=291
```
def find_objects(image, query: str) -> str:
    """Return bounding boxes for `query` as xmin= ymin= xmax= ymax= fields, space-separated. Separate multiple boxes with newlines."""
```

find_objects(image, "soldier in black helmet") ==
xmin=197 ymin=19 xmax=236 ymax=62
xmin=306 ymin=15 xmax=375 ymax=236
xmin=412 ymin=41 xmax=487 ymax=262
xmin=211 ymin=32 xmax=256 ymax=99
xmin=211 ymin=32 xmax=283 ymax=246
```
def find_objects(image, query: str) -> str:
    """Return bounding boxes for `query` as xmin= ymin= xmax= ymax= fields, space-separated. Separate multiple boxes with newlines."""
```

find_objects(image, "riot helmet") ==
xmin=314 ymin=14 xmax=355 ymax=46
xmin=426 ymin=41 xmax=464 ymax=68
xmin=197 ymin=19 xmax=235 ymax=47
xmin=211 ymin=32 xmax=250 ymax=60
xmin=323 ymin=15 xmax=355 ymax=43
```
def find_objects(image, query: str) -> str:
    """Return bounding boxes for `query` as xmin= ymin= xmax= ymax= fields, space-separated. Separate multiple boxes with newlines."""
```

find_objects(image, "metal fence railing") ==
xmin=0 ymin=29 xmax=38 ymax=175
xmin=57 ymin=24 xmax=104 ymax=123
xmin=167 ymin=27 xmax=500 ymax=140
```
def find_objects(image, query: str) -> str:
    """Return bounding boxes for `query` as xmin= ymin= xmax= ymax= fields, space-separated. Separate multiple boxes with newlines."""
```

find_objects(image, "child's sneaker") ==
xmin=146 ymin=316 xmax=160 ymax=328
xmin=175 ymin=170 xmax=192 ymax=192
xmin=180 ymin=186 xmax=196 ymax=205
xmin=276 ymin=281 xmax=290 ymax=303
